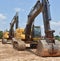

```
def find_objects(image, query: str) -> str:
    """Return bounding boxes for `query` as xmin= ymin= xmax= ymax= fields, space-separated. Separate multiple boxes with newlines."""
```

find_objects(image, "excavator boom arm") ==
xmin=25 ymin=0 xmax=43 ymax=40
xmin=9 ymin=12 xmax=19 ymax=39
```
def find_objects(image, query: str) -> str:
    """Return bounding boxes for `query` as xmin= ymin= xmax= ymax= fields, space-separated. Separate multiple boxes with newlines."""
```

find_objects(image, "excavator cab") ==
xmin=3 ymin=32 xmax=9 ymax=39
xmin=31 ymin=25 xmax=41 ymax=41
xmin=2 ymin=31 xmax=9 ymax=44
xmin=29 ymin=25 xmax=41 ymax=48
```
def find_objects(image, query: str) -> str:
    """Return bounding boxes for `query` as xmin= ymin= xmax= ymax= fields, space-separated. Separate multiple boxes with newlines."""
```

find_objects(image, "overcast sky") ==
xmin=0 ymin=0 xmax=60 ymax=36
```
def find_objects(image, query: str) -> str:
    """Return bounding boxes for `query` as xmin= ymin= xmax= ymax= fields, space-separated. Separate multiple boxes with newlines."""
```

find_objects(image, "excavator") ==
xmin=2 ymin=12 xmax=19 ymax=44
xmin=27 ymin=0 xmax=60 ymax=56
xmin=12 ymin=24 xmax=41 ymax=50
xmin=2 ymin=11 xmax=41 ymax=49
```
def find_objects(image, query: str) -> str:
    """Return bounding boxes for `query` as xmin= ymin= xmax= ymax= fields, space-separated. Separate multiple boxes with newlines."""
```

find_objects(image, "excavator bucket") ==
xmin=36 ymin=40 xmax=60 ymax=56
xmin=12 ymin=38 xmax=26 ymax=50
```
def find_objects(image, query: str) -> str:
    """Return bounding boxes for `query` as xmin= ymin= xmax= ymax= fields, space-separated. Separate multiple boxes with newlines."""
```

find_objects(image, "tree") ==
xmin=55 ymin=35 xmax=60 ymax=41
xmin=0 ymin=31 xmax=3 ymax=39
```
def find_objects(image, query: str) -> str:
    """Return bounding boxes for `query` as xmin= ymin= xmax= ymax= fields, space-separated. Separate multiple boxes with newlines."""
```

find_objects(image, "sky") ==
xmin=0 ymin=0 xmax=60 ymax=36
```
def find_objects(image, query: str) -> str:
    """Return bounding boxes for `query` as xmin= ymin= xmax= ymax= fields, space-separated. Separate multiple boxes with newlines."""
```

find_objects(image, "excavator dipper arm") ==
xmin=36 ymin=0 xmax=60 ymax=56
xmin=42 ymin=0 xmax=55 ymax=43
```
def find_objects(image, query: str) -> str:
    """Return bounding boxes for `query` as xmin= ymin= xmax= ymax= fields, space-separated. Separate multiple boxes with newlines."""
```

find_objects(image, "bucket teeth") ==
xmin=48 ymin=43 xmax=58 ymax=55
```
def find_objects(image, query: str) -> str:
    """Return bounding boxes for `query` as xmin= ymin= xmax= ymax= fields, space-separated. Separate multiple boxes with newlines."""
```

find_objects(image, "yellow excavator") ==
xmin=28 ymin=0 xmax=60 ymax=56
xmin=2 ymin=12 xmax=19 ymax=44
xmin=13 ymin=25 xmax=41 ymax=49
xmin=2 ymin=12 xmax=41 ymax=49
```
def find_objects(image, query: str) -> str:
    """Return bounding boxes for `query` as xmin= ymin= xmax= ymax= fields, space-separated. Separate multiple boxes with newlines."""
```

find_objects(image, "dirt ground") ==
xmin=0 ymin=39 xmax=60 ymax=61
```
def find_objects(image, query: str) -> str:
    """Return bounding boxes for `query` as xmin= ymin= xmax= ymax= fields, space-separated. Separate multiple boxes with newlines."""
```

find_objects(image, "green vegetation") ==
xmin=0 ymin=31 xmax=3 ymax=39
xmin=55 ymin=35 xmax=60 ymax=41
